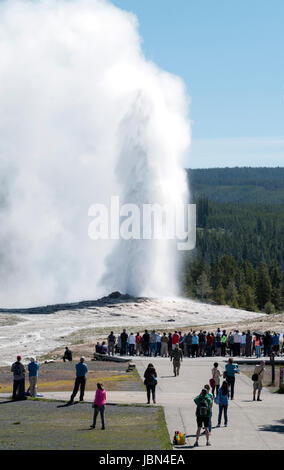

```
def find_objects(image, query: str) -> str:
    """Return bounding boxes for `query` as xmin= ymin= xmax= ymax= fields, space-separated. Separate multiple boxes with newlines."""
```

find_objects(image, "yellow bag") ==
xmin=177 ymin=432 xmax=185 ymax=445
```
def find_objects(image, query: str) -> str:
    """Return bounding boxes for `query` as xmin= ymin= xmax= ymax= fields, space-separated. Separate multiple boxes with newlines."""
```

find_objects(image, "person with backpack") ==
xmin=215 ymin=381 xmax=229 ymax=427
xmin=252 ymin=360 xmax=265 ymax=401
xmin=193 ymin=388 xmax=212 ymax=447
xmin=28 ymin=357 xmax=39 ymax=397
xmin=68 ymin=357 xmax=88 ymax=404
xmin=144 ymin=363 xmax=158 ymax=404
xmin=90 ymin=383 xmax=106 ymax=429
xmin=225 ymin=357 xmax=240 ymax=400
xmin=170 ymin=344 xmax=183 ymax=376
xmin=11 ymin=355 xmax=26 ymax=400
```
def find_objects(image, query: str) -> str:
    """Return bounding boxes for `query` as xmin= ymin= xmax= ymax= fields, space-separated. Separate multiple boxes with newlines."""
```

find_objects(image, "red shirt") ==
xmin=172 ymin=333 xmax=180 ymax=345
xmin=136 ymin=335 xmax=142 ymax=344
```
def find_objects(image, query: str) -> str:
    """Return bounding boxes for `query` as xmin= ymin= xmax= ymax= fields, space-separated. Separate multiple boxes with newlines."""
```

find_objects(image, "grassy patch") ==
xmin=0 ymin=399 xmax=172 ymax=450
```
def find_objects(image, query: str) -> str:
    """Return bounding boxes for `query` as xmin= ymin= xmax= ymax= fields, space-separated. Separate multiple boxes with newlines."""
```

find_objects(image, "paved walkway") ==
xmin=1 ymin=357 xmax=283 ymax=449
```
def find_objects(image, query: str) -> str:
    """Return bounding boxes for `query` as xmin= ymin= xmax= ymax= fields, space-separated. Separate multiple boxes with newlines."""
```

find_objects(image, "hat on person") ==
xmin=80 ymin=357 xmax=85 ymax=362
xmin=30 ymin=357 xmax=35 ymax=362
xmin=17 ymin=355 xmax=21 ymax=360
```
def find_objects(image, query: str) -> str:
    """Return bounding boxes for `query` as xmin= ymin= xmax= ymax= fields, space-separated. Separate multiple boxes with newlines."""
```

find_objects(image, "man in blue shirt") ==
xmin=225 ymin=358 xmax=240 ymax=400
xmin=28 ymin=357 xmax=39 ymax=397
xmin=69 ymin=357 xmax=88 ymax=404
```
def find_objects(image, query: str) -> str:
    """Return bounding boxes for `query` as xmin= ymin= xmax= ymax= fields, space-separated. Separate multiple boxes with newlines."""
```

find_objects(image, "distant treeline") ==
xmin=182 ymin=167 xmax=284 ymax=313
xmin=187 ymin=167 xmax=284 ymax=203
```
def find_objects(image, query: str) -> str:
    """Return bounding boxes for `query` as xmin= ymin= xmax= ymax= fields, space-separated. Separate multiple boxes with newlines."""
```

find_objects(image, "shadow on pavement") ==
xmin=259 ymin=419 xmax=284 ymax=434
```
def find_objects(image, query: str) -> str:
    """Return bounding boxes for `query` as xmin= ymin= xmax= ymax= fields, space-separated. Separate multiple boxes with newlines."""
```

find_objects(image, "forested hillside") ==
xmin=187 ymin=167 xmax=284 ymax=203
xmin=182 ymin=167 xmax=284 ymax=313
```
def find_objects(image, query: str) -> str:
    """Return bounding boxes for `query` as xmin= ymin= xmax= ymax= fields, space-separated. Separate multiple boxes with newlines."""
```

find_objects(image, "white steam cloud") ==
xmin=0 ymin=0 xmax=190 ymax=307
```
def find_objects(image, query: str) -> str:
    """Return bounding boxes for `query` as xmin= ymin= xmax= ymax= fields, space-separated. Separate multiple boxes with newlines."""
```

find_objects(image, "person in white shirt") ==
xmin=128 ymin=333 xmax=136 ymax=356
xmin=156 ymin=333 xmax=162 ymax=356
xmin=233 ymin=330 xmax=242 ymax=356
xmin=241 ymin=332 xmax=246 ymax=356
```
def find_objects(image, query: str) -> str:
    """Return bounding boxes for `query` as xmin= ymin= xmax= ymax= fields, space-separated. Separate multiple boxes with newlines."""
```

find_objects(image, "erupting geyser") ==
xmin=0 ymin=0 xmax=190 ymax=307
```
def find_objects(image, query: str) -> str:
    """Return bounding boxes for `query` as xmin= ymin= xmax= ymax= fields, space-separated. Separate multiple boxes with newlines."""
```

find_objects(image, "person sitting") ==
xmin=101 ymin=342 xmax=107 ymax=355
xmin=95 ymin=342 xmax=103 ymax=354
xmin=62 ymin=347 xmax=72 ymax=362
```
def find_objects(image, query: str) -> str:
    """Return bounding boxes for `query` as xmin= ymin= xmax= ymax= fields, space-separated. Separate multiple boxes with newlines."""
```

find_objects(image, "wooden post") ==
xmin=270 ymin=352 xmax=275 ymax=385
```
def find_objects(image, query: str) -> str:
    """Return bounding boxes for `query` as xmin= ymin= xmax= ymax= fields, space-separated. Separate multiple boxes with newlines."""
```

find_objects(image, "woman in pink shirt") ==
xmin=90 ymin=383 xmax=106 ymax=430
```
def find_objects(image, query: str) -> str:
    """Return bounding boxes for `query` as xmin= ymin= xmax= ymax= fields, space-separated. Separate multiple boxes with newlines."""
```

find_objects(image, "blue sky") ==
xmin=112 ymin=0 xmax=284 ymax=168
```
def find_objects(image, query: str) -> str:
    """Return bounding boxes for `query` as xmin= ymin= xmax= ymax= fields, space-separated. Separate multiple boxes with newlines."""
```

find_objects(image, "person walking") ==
xmin=144 ymin=363 xmax=158 ymax=404
xmin=170 ymin=344 xmax=183 ymax=376
xmin=11 ymin=355 xmax=26 ymax=400
xmin=215 ymin=381 xmax=229 ymax=427
xmin=193 ymin=388 xmax=212 ymax=447
xmin=225 ymin=358 xmax=240 ymax=400
xmin=211 ymin=362 xmax=221 ymax=397
xmin=68 ymin=357 xmax=88 ymax=404
xmin=161 ymin=333 xmax=168 ymax=357
xmin=90 ymin=383 xmax=106 ymax=429
xmin=28 ymin=357 xmax=39 ymax=397
xmin=253 ymin=360 xmax=265 ymax=401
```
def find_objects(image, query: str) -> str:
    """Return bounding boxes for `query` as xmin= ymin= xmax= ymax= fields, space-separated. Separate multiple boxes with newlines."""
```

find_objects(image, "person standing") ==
xmin=215 ymin=381 xmax=229 ymax=427
xmin=149 ymin=330 xmax=157 ymax=357
xmin=28 ymin=357 xmax=39 ymax=398
xmin=168 ymin=333 xmax=173 ymax=356
xmin=11 ymin=355 xmax=26 ymax=400
xmin=142 ymin=330 xmax=150 ymax=356
xmin=120 ymin=329 xmax=128 ymax=356
xmin=161 ymin=333 xmax=168 ymax=357
xmin=186 ymin=332 xmax=193 ymax=357
xmin=211 ymin=362 xmax=221 ymax=397
xmin=170 ymin=344 xmax=183 ymax=376
xmin=144 ymin=363 xmax=158 ymax=404
xmin=135 ymin=332 xmax=142 ymax=356
xmin=107 ymin=331 xmax=116 ymax=356
xmin=253 ymin=361 xmax=265 ymax=401
xmin=233 ymin=330 xmax=242 ymax=356
xmin=156 ymin=332 xmax=162 ymax=356
xmin=221 ymin=330 xmax=227 ymax=357
xmin=241 ymin=332 xmax=246 ymax=356
xmin=228 ymin=332 xmax=234 ymax=357
xmin=225 ymin=358 xmax=240 ymax=400
xmin=255 ymin=335 xmax=262 ymax=358
xmin=69 ymin=357 xmax=88 ymax=404
xmin=90 ymin=383 xmax=106 ymax=429
xmin=245 ymin=330 xmax=252 ymax=357
xmin=193 ymin=388 xmax=212 ymax=447
xmin=172 ymin=331 xmax=180 ymax=347
xmin=204 ymin=384 xmax=213 ymax=435
xmin=191 ymin=332 xmax=199 ymax=357
xmin=128 ymin=333 xmax=136 ymax=356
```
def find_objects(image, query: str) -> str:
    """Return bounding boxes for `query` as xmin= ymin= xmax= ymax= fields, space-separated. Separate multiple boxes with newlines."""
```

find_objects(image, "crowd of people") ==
xmin=9 ymin=346 xmax=268 ymax=445
xmin=94 ymin=328 xmax=283 ymax=358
